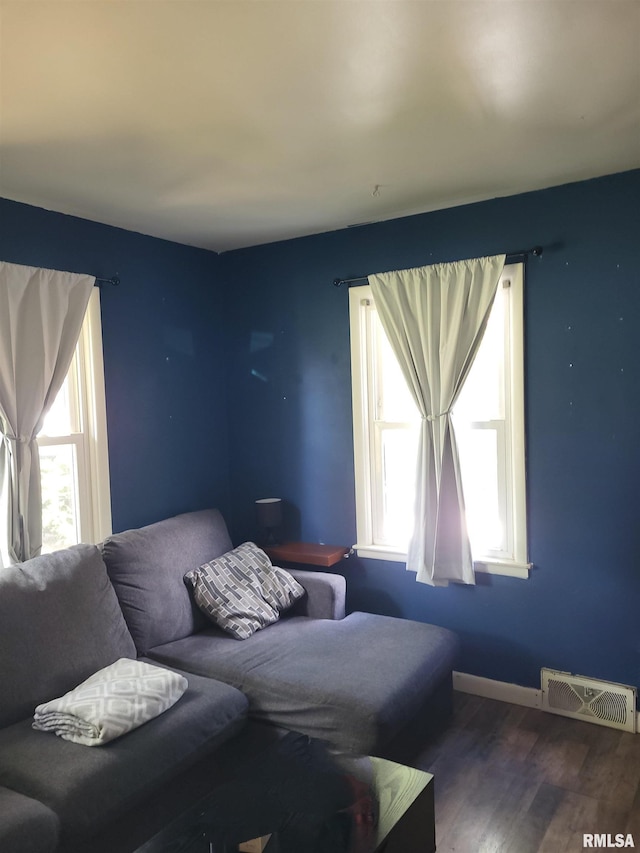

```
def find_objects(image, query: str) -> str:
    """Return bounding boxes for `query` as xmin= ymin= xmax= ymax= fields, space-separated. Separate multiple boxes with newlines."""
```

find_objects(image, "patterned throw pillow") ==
xmin=184 ymin=542 xmax=306 ymax=639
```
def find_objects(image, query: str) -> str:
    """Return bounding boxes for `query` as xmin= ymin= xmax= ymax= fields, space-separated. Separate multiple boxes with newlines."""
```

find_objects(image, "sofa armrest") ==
xmin=287 ymin=570 xmax=346 ymax=620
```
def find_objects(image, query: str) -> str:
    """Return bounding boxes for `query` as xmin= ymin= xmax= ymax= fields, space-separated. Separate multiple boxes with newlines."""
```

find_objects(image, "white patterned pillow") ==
xmin=184 ymin=542 xmax=306 ymax=639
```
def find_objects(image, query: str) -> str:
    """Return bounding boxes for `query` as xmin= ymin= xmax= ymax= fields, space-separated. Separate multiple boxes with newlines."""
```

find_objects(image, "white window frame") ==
xmin=349 ymin=263 xmax=530 ymax=579
xmin=37 ymin=288 xmax=112 ymax=546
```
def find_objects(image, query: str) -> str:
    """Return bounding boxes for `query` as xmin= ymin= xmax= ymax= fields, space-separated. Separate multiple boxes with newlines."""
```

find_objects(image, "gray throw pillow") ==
xmin=184 ymin=542 xmax=305 ymax=639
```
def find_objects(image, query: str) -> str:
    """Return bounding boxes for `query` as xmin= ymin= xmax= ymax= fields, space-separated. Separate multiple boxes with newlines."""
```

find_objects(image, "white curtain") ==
xmin=0 ymin=261 xmax=94 ymax=566
xmin=369 ymin=254 xmax=505 ymax=586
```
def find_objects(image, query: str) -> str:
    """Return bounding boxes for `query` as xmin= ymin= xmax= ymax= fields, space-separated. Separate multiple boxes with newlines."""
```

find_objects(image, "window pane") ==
xmin=376 ymin=319 xmax=419 ymax=422
xmin=378 ymin=426 xmax=420 ymax=546
xmin=40 ymin=377 xmax=72 ymax=436
xmin=455 ymin=287 xmax=505 ymax=422
xmin=39 ymin=444 xmax=80 ymax=552
xmin=456 ymin=427 xmax=504 ymax=554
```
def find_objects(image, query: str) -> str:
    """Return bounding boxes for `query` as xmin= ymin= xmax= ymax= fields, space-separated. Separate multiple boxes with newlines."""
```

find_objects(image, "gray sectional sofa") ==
xmin=0 ymin=508 xmax=459 ymax=853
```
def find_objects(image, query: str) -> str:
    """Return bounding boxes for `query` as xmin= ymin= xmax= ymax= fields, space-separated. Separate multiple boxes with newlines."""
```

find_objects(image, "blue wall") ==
xmin=0 ymin=198 xmax=230 ymax=532
xmin=222 ymin=170 xmax=640 ymax=691
xmin=3 ymin=170 xmax=639 ymax=692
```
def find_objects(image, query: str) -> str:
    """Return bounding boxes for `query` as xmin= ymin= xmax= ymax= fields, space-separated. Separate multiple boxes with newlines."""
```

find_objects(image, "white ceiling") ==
xmin=1 ymin=1 xmax=639 ymax=253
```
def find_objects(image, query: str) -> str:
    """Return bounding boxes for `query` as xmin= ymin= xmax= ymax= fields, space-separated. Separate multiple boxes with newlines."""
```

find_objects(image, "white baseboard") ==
xmin=453 ymin=671 xmax=542 ymax=709
xmin=454 ymin=671 xmax=640 ymax=733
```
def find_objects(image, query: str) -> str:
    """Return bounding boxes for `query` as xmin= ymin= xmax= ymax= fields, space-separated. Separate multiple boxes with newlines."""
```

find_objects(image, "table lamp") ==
xmin=255 ymin=497 xmax=283 ymax=545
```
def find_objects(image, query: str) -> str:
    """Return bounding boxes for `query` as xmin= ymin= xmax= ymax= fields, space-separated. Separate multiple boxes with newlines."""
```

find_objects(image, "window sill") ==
xmin=353 ymin=544 xmax=409 ymax=563
xmin=474 ymin=560 xmax=531 ymax=579
xmin=353 ymin=545 xmax=531 ymax=579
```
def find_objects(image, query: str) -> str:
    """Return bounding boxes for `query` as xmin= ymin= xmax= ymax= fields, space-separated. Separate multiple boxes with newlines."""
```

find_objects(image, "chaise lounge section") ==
xmin=103 ymin=509 xmax=459 ymax=757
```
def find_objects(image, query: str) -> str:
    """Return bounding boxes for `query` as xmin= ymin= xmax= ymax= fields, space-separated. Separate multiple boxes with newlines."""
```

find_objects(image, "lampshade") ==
xmin=255 ymin=497 xmax=283 ymax=530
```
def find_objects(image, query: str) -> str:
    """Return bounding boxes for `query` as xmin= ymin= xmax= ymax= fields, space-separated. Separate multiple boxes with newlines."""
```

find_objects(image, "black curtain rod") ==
xmin=95 ymin=275 xmax=120 ymax=288
xmin=333 ymin=245 xmax=544 ymax=288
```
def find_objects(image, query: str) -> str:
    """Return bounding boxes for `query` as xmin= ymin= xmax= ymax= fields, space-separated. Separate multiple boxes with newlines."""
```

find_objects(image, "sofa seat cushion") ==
xmin=0 ymin=667 xmax=248 ymax=835
xmin=102 ymin=509 xmax=233 ymax=654
xmin=0 ymin=544 xmax=137 ymax=728
xmin=147 ymin=612 xmax=459 ymax=755
xmin=0 ymin=786 xmax=59 ymax=853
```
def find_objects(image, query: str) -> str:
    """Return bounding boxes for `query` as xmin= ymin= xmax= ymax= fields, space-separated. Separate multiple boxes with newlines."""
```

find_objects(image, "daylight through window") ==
xmin=349 ymin=262 xmax=529 ymax=578
xmin=37 ymin=288 xmax=111 ymax=552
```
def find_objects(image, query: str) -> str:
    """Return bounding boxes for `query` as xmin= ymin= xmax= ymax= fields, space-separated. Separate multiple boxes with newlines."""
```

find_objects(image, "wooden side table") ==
xmin=263 ymin=541 xmax=349 ymax=569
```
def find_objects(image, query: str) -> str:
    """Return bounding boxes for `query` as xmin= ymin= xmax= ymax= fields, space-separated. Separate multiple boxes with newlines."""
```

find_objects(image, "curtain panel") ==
xmin=0 ymin=261 xmax=94 ymax=566
xmin=369 ymin=254 xmax=505 ymax=586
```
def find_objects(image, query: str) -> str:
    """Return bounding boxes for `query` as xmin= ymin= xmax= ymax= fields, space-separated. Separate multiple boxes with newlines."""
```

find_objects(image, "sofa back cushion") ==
xmin=0 ymin=544 xmax=137 ymax=727
xmin=101 ymin=509 xmax=233 ymax=654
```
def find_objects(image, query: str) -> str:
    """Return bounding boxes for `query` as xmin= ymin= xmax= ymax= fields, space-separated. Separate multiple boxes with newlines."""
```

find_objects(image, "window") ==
xmin=37 ymin=288 xmax=111 ymax=552
xmin=349 ymin=262 xmax=529 ymax=579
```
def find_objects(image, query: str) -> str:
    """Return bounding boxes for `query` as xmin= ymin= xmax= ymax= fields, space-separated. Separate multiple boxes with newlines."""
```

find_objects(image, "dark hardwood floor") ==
xmin=415 ymin=691 xmax=640 ymax=853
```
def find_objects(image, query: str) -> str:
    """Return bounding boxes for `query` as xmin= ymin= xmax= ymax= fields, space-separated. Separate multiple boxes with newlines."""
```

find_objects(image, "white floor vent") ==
xmin=541 ymin=668 xmax=636 ymax=733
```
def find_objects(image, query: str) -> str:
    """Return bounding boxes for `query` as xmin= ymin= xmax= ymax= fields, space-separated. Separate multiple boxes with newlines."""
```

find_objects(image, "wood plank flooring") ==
xmin=414 ymin=692 xmax=640 ymax=853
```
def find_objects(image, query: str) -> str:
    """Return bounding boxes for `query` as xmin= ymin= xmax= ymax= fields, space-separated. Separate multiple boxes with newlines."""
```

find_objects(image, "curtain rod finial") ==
xmin=531 ymin=246 xmax=543 ymax=257
xmin=333 ymin=278 xmax=343 ymax=288
xmin=95 ymin=274 xmax=120 ymax=287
